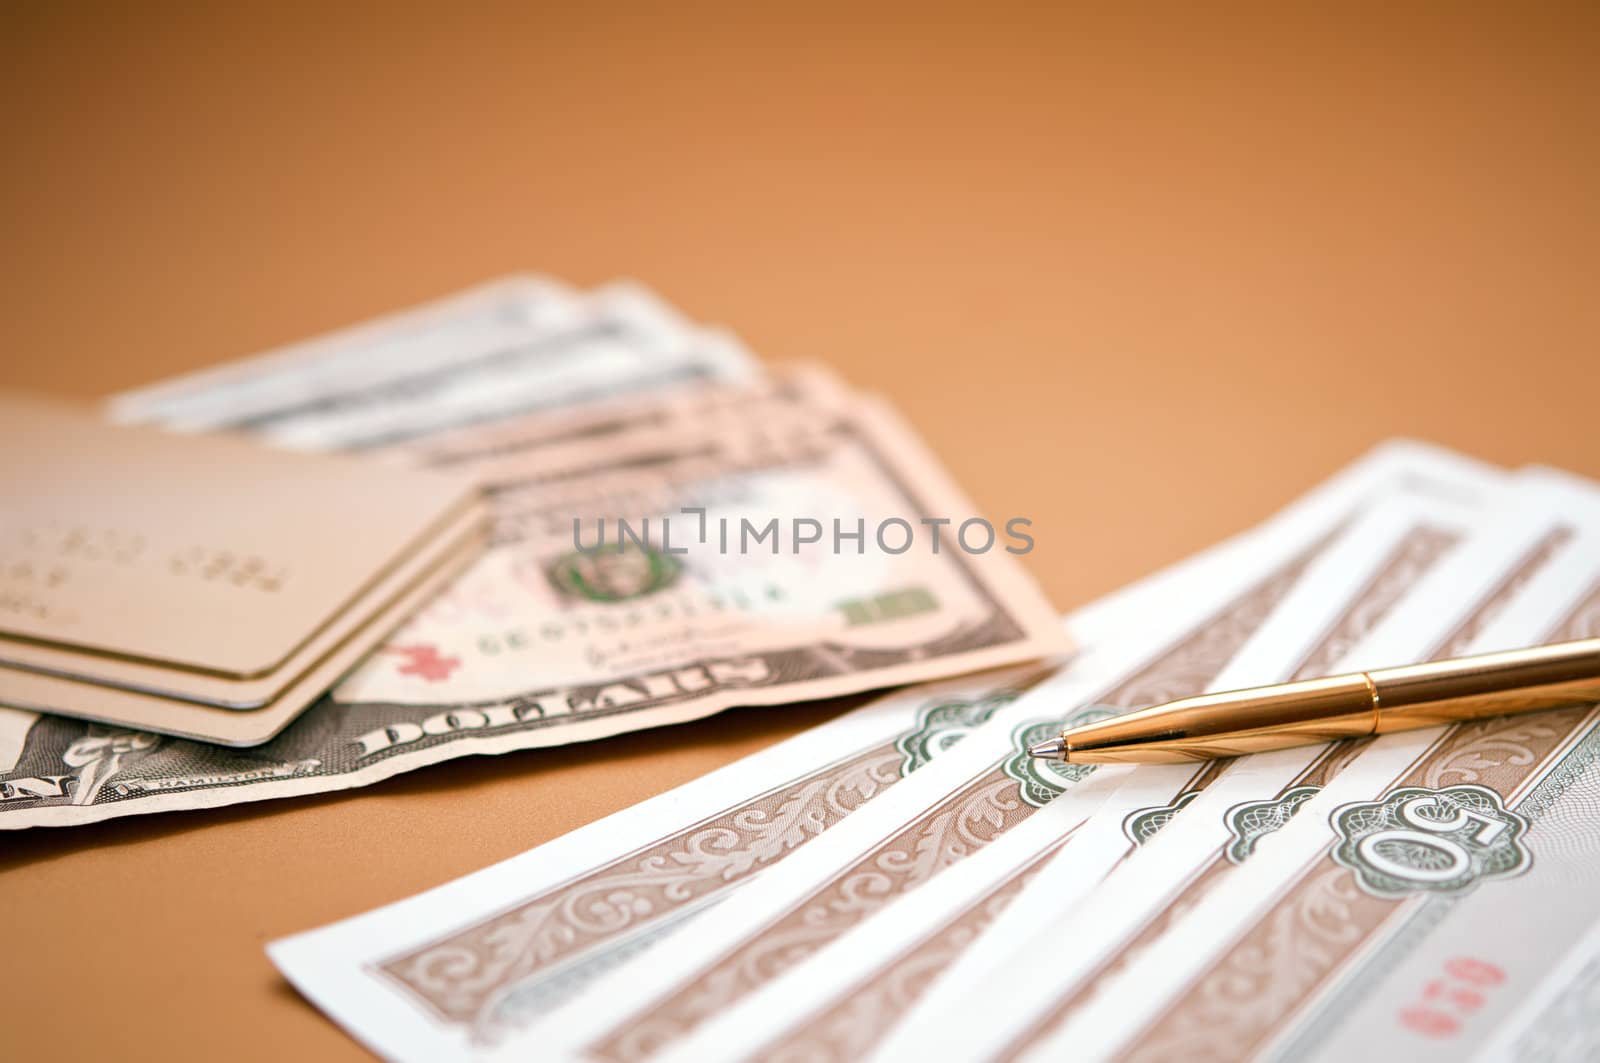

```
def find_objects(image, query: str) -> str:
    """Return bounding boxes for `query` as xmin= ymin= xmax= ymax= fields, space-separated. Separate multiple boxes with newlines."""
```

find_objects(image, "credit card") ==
xmin=0 ymin=518 xmax=486 ymax=745
xmin=0 ymin=502 xmax=485 ymax=707
xmin=0 ymin=393 xmax=478 ymax=677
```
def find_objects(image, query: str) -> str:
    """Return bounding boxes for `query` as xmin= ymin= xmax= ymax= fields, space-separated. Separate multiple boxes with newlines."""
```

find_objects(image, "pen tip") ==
xmin=1028 ymin=738 xmax=1066 ymax=760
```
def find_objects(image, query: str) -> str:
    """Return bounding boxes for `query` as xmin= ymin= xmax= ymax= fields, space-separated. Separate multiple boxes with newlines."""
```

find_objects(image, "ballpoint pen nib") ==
xmin=1028 ymin=737 xmax=1066 ymax=760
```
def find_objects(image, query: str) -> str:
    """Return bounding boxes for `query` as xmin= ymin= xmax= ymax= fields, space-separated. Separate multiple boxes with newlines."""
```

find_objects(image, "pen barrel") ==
xmin=1058 ymin=638 xmax=1600 ymax=764
xmin=1372 ymin=638 xmax=1600 ymax=733
xmin=1061 ymin=674 xmax=1377 ymax=763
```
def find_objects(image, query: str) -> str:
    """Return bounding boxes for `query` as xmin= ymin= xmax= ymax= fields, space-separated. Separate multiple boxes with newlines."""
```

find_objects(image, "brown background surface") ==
xmin=2 ymin=5 xmax=1598 ymax=1059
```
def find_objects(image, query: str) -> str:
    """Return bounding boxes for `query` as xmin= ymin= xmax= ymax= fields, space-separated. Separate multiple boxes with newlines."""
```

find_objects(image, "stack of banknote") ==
xmin=258 ymin=378 xmax=1599 ymax=1058
xmin=0 ymin=276 xmax=1065 ymax=826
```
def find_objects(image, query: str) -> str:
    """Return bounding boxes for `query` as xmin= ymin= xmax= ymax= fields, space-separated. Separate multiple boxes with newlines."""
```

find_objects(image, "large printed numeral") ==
xmin=1330 ymin=785 xmax=1531 ymax=898
xmin=1355 ymin=794 xmax=1510 ymax=883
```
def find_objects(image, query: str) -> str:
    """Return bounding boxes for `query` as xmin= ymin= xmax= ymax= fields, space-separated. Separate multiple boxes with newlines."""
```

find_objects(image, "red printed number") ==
xmin=1398 ymin=957 xmax=1506 ymax=1038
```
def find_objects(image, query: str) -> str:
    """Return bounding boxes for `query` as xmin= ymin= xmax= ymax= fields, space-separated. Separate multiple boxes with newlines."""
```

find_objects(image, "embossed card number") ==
xmin=3 ymin=526 xmax=288 ymax=594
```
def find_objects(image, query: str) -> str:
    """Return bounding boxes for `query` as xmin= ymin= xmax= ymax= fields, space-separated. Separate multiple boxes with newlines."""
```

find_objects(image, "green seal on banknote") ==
xmin=1330 ymin=784 xmax=1532 ymax=898
xmin=1002 ymin=711 xmax=1115 ymax=807
xmin=548 ymin=543 xmax=683 ymax=603
xmin=1122 ymin=789 xmax=1202 ymax=848
xmin=894 ymin=691 xmax=1022 ymax=776
xmin=1221 ymin=784 xmax=1323 ymax=864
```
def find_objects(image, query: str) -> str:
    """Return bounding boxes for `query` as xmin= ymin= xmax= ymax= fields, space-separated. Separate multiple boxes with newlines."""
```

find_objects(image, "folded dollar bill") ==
xmin=1 ymin=283 xmax=1064 ymax=827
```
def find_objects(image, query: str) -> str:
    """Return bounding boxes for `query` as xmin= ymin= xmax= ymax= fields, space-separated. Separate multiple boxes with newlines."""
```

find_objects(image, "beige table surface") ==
xmin=3 ymin=5 xmax=1598 ymax=1059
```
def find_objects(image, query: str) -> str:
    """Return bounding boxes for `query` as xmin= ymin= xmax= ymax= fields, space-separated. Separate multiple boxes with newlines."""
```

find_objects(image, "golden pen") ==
xmin=1028 ymin=637 xmax=1600 ymax=764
